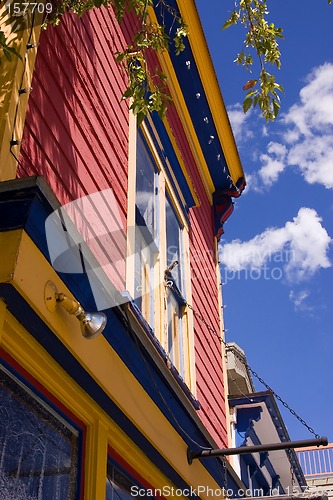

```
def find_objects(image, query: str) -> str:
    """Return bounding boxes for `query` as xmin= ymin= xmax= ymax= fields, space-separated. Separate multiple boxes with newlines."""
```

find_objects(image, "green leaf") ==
xmin=243 ymin=97 xmax=252 ymax=113
xmin=272 ymin=99 xmax=280 ymax=118
xmin=115 ymin=52 xmax=125 ymax=62
xmin=3 ymin=48 xmax=12 ymax=61
xmin=245 ymin=90 xmax=257 ymax=98
xmin=222 ymin=19 xmax=234 ymax=30
xmin=122 ymin=88 xmax=133 ymax=99
xmin=274 ymin=83 xmax=284 ymax=93
xmin=4 ymin=45 xmax=22 ymax=61
xmin=136 ymin=111 xmax=146 ymax=125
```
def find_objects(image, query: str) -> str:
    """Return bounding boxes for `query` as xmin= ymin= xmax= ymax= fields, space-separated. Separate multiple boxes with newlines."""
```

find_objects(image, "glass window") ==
xmin=134 ymin=134 xmax=159 ymax=327
xmin=167 ymin=292 xmax=184 ymax=375
xmin=106 ymin=459 xmax=155 ymax=499
xmin=0 ymin=364 xmax=80 ymax=500
xmin=135 ymin=133 xmax=158 ymax=241
xmin=132 ymin=129 xmax=191 ymax=383
xmin=165 ymin=196 xmax=186 ymax=378
xmin=165 ymin=196 xmax=184 ymax=291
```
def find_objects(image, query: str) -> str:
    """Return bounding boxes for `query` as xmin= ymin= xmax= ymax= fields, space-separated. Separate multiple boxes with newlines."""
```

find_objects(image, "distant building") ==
xmin=296 ymin=444 xmax=333 ymax=499
xmin=226 ymin=343 xmax=308 ymax=496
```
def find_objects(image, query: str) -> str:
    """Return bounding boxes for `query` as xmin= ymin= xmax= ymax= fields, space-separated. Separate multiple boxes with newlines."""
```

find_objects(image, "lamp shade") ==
xmin=79 ymin=312 xmax=107 ymax=339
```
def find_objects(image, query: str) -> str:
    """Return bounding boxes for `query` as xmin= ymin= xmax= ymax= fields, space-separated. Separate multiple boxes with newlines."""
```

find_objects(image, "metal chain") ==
xmin=221 ymin=456 xmax=229 ymax=498
xmin=241 ymin=360 xmax=320 ymax=439
xmin=286 ymin=449 xmax=297 ymax=494
xmin=167 ymin=281 xmax=321 ymax=439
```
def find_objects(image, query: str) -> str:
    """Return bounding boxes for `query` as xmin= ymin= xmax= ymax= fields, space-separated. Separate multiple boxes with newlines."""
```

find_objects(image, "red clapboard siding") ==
xmin=166 ymin=105 xmax=228 ymax=448
xmin=18 ymin=7 xmax=130 ymax=292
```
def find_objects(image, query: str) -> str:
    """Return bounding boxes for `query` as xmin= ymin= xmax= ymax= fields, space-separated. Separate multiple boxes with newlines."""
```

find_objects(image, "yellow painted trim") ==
xmin=107 ymin=432 xmax=177 ymax=497
xmin=1 ymin=307 xmax=174 ymax=498
xmin=157 ymin=170 xmax=167 ymax=347
xmin=0 ymin=7 xmax=42 ymax=180
xmin=85 ymin=418 xmax=108 ymax=499
xmin=126 ymin=108 xmax=137 ymax=297
xmin=0 ymin=299 xmax=6 ymax=345
xmin=0 ymin=228 xmax=227 ymax=498
xmin=0 ymin=229 xmax=22 ymax=282
xmin=175 ymin=0 xmax=244 ymax=185
xmin=182 ymin=228 xmax=196 ymax=395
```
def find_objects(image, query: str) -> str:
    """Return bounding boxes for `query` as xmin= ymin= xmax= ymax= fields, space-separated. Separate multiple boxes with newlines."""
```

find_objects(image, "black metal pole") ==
xmin=187 ymin=436 xmax=328 ymax=465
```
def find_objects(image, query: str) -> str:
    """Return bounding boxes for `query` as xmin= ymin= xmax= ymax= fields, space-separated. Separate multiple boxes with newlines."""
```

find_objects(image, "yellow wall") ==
xmin=0 ymin=6 xmax=42 ymax=180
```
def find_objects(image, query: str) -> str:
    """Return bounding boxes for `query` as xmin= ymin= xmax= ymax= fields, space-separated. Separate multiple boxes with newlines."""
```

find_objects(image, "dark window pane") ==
xmin=106 ymin=461 xmax=155 ymax=499
xmin=165 ymin=196 xmax=182 ymax=291
xmin=135 ymin=133 xmax=159 ymax=326
xmin=136 ymin=134 xmax=157 ymax=239
xmin=0 ymin=365 xmax=80 ymax=500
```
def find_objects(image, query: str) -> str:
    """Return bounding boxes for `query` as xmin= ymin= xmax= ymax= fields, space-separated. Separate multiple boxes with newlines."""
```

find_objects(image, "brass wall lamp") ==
xmin=44 ymin=281 xmax=107 ymax=339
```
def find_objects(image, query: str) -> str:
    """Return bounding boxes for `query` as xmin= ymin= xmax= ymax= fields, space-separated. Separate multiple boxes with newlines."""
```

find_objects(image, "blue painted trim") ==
xmin=142 ymin=121 xmax=193 ymax=221
xmin=154 ymin=2 xmax=232 ymax=191
xmin=236 ymin=406 xmax=262 ymax=434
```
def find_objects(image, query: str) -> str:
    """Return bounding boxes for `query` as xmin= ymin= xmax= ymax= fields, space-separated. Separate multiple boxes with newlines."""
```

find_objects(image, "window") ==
xmin=134 ymin=133 xmax=159 ymax=327
xmin=165 ymin=195 xmax=186 ymax=378
xmin=0 ymin=364 xmax=80 ymax=499
xmin=106 ymin=458 xmax=155 ymax=499
xmin=130 ymin=126 xmax=192 ymax=384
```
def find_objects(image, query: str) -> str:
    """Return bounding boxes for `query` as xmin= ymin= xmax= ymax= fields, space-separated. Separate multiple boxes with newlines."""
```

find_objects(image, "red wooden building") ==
xmin=0 ymin=0 xmax=245 ymax=498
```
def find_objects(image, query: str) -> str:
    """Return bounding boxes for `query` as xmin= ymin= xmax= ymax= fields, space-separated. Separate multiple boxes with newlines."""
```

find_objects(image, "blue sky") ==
xmin=195 ymin=0 xmax=333 ymax=442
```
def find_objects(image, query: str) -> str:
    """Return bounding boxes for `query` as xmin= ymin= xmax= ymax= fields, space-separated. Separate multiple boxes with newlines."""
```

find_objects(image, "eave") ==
xmin=152 ymin=0 xmax=245 ymax=197
xmin=229 ymin=392 xmax=307 ymax=490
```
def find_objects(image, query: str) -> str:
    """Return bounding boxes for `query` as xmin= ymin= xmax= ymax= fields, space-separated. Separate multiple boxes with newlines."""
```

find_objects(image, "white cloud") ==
xmin=289 ymin=290 xmax=310 ymax=309
xmin=258 ymin=141 xmax=288 ymax=186
xmin=219 ymin=207 xmax=332 ymax=281
xmin=227 ymin=103 xmax=253 ymax=142
xmin=287 ymin=135 xmax=333 ymax=188
xmin=242 ymin=63 xmax=333 ymax=190
xmin=284 ymin=63 xmax=333 ymax=137
xmin=282 ymin=63 xmax=333 ymax=189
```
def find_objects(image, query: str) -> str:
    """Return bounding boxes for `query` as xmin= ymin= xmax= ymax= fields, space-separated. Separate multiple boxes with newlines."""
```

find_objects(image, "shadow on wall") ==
xmin=17 ymin=7 xmax=132 ymax=302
